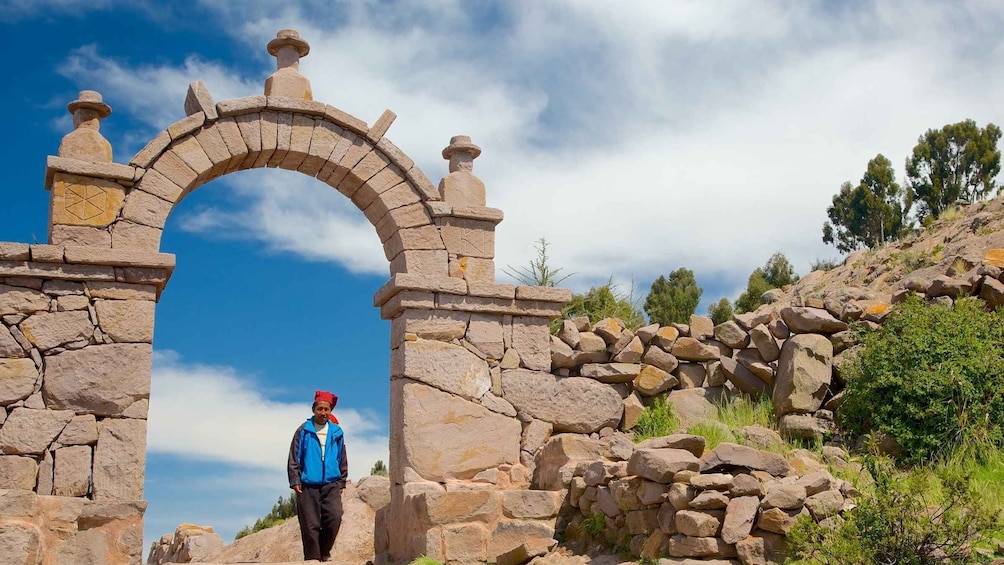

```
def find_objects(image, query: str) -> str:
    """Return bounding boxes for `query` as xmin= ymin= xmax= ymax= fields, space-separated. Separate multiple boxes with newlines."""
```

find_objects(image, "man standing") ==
xmin=288 ymin=390 xmax=348 ymax=562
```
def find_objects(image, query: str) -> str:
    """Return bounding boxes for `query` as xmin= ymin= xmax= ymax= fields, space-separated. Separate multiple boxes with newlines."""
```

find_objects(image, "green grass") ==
xmin=409 ymin=555 xmax=444 ymax=565
xmin=714 ymin=394 xmax=776 ymax=429
xmin=632 ymin=395 xmax=680 ymax=442
xmin=686 ymin=421 xmax=735 ymax=451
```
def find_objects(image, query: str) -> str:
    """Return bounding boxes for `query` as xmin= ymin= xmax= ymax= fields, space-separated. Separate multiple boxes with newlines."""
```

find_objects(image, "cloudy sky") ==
xmin=2 ymin=0 xmax=1002 ymax=547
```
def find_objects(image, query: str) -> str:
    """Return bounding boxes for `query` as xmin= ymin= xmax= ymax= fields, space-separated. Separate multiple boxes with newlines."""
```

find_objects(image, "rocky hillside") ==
xmin=792 ymin=195 xmax=1004 ymax=301
xmin=147 ymin=476 xmax=390 ymax=565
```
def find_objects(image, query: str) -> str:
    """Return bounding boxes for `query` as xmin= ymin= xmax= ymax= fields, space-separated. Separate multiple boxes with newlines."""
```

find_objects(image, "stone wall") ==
xmin=500 ymin=250 xmax=1004 ymax=564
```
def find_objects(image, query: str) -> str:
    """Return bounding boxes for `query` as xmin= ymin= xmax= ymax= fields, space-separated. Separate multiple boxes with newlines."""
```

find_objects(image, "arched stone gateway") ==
xmin=0 ymin=30 xmax=570 ymax=564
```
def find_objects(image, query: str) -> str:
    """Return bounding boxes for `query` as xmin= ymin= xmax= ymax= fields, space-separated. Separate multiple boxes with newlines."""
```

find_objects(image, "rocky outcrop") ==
xmin=147 ymin=479 xmax=391 ymax=564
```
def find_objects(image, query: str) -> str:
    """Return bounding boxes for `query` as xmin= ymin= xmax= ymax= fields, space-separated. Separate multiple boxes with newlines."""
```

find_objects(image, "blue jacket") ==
xmin=287 ymin=418 xmax=347 ymax=487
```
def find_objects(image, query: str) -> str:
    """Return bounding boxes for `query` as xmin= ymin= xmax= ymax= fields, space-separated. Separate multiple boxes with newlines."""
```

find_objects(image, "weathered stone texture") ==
xmin=392 ymin=339 xmax=490 ymax=401
xmin=92 ymin=418 xmax=147 ymax=500
xmin=501 ymin=370 xmax=622 ymax=433
xmin=42 ymin=344 xmax=152 ymax=416
xmin=392 ymin=379 xmax=519 ymax=482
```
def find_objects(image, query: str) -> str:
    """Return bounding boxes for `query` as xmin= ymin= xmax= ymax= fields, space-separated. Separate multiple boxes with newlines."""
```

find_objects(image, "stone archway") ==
xmin=0 ymin=29 xmax=570 ymax=564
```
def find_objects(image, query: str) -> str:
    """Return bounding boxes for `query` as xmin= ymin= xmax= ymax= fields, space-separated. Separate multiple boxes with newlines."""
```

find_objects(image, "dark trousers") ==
xmin=297 ymin=482 xmax=343 ymax=561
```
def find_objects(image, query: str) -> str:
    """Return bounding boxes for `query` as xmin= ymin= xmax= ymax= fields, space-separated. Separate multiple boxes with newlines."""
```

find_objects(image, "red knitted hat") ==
xmin=313 ymin=390 xmax=337 ymax=407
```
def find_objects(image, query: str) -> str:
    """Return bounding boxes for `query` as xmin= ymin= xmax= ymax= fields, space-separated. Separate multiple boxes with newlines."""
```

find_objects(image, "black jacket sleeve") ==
xmin=287 ymin=425 xmax=302 ymax=488
xmin=339 ymin=439 xmax=348 ymax=486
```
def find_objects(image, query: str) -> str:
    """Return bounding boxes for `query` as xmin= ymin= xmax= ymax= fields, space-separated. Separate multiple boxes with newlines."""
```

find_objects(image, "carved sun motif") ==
xmin=62 ymin=183 xmax=108 ymax=221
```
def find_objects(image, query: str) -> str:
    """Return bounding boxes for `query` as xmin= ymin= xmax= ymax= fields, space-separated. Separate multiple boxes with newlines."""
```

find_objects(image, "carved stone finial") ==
xmin=58 ymin=90 xmax=113 ymax=162
xmin=442 ymin=135 xmax=482 ymax=174
xmin=438 ymin=135 xmax=486 ymax=206
xmin=265 ymin=29 xmax=313 ymax=100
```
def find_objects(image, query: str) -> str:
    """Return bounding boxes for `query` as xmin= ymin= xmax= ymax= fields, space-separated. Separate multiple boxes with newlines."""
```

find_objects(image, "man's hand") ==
xmin=293 ymin=484 xmax=302 ymax=494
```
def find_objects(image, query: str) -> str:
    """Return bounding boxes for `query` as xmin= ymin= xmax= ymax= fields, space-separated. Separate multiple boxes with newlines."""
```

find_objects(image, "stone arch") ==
xmin=4 ymin=29 xmax=571 ymax=565
xmin=70 ymin=97 xmax=451 ymax=278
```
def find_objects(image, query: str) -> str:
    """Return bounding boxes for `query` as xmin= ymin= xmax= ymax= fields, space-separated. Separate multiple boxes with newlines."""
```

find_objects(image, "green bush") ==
xmin=560 ymin=280 xmax=644 ymax=330
xmin=632 ymin=395 xmax=680 ymax=442
xmin=788 ymin=456 xmax=1002 ymax=564
xmin=839 ymin=296 xmax=1004 ymax=463
xmin=686 ymin=421 xmax=734 ymax=451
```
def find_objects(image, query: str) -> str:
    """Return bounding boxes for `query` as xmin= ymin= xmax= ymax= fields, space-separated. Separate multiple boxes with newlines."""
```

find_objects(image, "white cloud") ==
xmin=56 ymin=0 xmax=1004 ymax=299
xmin=149 ymin=350 xmax=389 ymax=482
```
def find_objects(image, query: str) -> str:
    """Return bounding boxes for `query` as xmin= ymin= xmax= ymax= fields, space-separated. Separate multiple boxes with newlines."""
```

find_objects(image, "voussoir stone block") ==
xmin=392 ymin=379 xmax=519 ymax=482
xmin=501 ymin=370 xmax=622 ymax=433
xmin=392 ymin=339 xmax=490 ymax=401
xmin=42 ymin=343 xmax=152 ymax=416
xmin=0 ymin=407 xmax=74 ymax=455
xmin=92 ymin=418 xmax=147 ymax=501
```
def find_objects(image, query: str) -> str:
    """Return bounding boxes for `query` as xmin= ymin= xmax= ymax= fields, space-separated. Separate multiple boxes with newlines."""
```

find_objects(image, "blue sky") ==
xmin=2 ymin=0 xmax=1003 ymax=547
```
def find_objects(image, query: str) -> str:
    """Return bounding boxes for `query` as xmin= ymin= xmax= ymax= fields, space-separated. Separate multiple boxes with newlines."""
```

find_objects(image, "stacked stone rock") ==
xmin=545 ymin=307 xmax=848 ymax=443
xmin=146 ymin=523 xmax=223 ymax=564
xmin=562 ymin=434 xmax=856 ymax=564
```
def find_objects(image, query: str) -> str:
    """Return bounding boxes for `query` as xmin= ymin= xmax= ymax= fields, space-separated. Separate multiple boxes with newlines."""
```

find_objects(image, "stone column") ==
xmin=264 ymin=29 xmax=313 ymax=100
xmin=47 ymin=91 xmax=141 ymax=248
xmin=0 ymin=243 xmax=172 ymax=565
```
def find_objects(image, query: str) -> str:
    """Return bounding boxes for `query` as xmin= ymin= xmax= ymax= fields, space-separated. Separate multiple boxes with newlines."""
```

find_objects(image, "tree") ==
xmin=823 ymin=154 xmax=909 ymax=252
xmin=370 ymin=460 xmax=388 ymax=476
xmin=643 ymin=268 xmax=702 ymax=325
xmin=561 ymin=281 xmax=644 ymax=329
xmin=734 ymin=252 xmax=798 ymax=314
xmin=503 ymin=237 xmax=572 ymax=287
xmin=905 ymin=119 xmax=1002 ymax=221
xmin=707 ymin=298 xmax=734 ymax=325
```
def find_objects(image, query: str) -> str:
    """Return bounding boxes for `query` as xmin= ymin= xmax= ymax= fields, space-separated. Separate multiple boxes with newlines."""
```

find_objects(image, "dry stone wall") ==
xmin=506 ymin=249 xmax=1004 ymax=564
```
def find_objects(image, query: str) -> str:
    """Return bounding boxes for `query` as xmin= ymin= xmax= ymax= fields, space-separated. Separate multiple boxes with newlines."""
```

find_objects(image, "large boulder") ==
xmin=774 ymin=334 xmax=833 ymax=417
xmin=502 ymin=370 xmax=622 ymax=433
xmin=627 ymin=448 xmax=701 ymax=482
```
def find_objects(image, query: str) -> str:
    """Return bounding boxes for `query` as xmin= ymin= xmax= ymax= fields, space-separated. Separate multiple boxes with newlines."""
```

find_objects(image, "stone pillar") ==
xmin=47 ymin=91 xmax=141 ymax=248
xmin=0 ymin=244 xmax=172 ymax=564
xmin=376 ymin=267 xmax=570 ymax=563
xmin=264 ymin=29 xmax=313 ymax=100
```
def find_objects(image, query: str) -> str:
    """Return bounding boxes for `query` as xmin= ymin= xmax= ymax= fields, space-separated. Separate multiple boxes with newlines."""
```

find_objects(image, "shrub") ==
xmin=632 ymin=395 xmax=680 ymax=442
xmin=560 ymin=280 xmax=644 ymax=330
xmin=788 ymin=456 xmax=1003 ymax=564
xmin=839 ymin=296 xmax=1004 ymax=463
xmin=234 ymin=494 xmax=298 ymax=540
xmin=707 ymin=297 xmax=734 ymax=325
xmin=810 ymin=258 xmax=841 ymax=272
